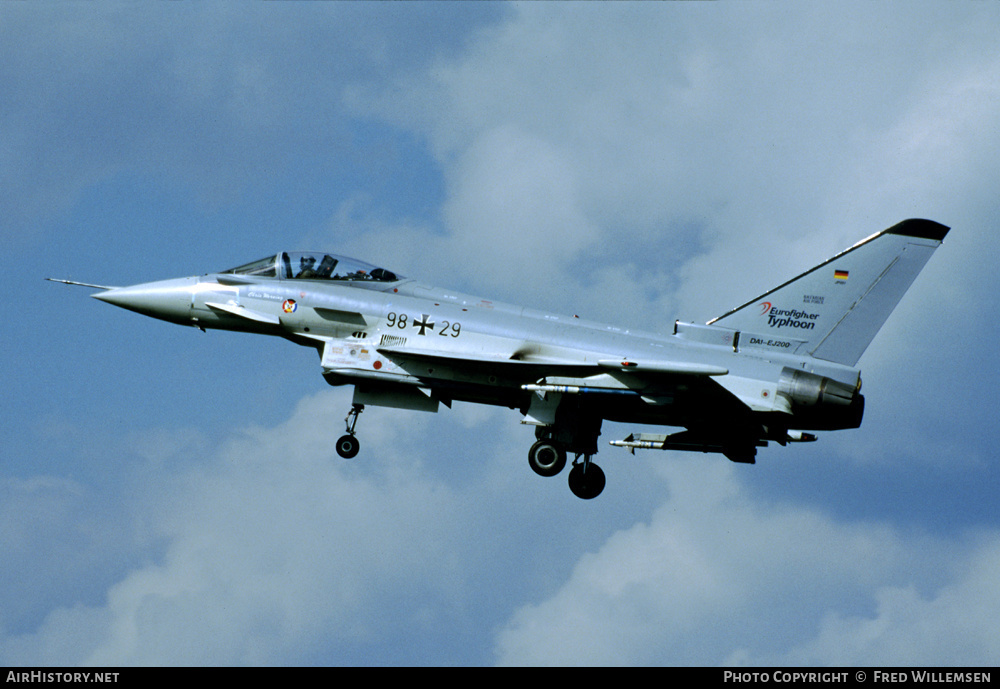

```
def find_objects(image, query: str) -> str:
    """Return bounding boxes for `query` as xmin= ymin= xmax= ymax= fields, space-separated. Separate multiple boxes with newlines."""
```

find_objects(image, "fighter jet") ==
xmin=50 ymin=219 xmax=948 ymax=499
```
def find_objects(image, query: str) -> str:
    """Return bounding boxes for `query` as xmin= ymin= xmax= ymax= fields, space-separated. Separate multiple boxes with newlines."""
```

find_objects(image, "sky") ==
xmin=3 ymin=2 xmax=1000 ymax=667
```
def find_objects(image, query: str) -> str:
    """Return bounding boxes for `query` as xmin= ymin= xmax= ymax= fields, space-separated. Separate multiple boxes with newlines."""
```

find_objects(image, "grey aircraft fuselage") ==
xmin=51 ymin=219 xmax=949 ymax=499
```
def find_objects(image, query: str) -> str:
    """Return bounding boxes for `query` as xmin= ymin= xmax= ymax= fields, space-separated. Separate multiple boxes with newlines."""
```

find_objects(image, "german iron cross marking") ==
xmin=413 ymin=314 xmax=435 ymax=336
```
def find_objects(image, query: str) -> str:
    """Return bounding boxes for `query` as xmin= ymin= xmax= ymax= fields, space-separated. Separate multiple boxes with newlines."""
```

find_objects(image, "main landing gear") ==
xmin=528 ymin=440 xmax=567 ymax=477
xmin=336 ymin=403 xmax=364 ymax=459
xmin=567 ymin=456 xmax=605 ymax=500
xmin=336 ymin=399 xmax=606 ymax=499
xmin=528 ymin=438 xmax=605 ymax=500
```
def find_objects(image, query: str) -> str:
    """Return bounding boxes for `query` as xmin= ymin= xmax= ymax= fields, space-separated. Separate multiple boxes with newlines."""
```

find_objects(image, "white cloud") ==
xmin=347 ymin=3 xmax=1000 ymax=324
xmin=442 ymin=125 xmax=600 ymax=295
xmin=494 ymin=457 xmax=999 ymax=666
xmin=3 ymin=392 xmax=475 ymax=665
xmin=754 ymin=539 xmax=1000 ymax=666
xmin=8 ymin=2 xmax=1000 ymax=668
xmin=7 ymin=415 xmax=999 ymax=666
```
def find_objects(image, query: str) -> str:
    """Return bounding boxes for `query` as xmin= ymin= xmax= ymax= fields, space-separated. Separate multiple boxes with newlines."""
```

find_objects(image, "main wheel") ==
xmin=568 ymin=462 xmax=605 ymax=500
xmin=336 ymin=434 xmax=360 ymax=459
xmin=528 ymin=440 xmax=567 ymax=477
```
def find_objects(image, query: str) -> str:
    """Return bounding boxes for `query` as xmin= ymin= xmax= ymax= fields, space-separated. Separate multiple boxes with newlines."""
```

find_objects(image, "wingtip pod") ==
xmin=886 ymin=218 xmax=949 ymax=242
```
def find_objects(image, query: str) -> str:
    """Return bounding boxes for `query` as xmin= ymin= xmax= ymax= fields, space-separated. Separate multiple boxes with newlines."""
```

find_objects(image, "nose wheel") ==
xmin=336 ymin=404 xmax=364 ymax=459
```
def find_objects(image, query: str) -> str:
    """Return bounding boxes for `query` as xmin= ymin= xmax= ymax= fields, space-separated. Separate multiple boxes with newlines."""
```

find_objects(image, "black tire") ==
xmin=528 ymin=440 xmax=567 ymax=477
xmin=336 ymin=434 xmax=360 ymax=459
xmin=568 ymin=462 xmax=605 ymax=500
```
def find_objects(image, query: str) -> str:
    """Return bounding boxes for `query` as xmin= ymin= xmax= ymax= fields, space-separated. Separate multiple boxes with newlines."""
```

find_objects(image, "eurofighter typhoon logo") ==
xmin=759 ymin=302 xmax=820 ymax=330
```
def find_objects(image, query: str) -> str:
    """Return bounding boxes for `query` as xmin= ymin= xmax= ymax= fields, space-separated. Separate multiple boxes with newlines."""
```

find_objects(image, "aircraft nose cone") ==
xmin=93 ymin=277 xmax=196 ymax=324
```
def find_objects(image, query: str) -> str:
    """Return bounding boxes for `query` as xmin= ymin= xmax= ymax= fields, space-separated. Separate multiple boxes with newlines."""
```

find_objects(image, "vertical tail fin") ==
xmin=708 ymin=219 xmax=949 ymax=366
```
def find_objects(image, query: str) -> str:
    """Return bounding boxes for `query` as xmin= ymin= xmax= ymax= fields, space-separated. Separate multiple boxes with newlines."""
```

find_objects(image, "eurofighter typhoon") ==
xmin=50 ymin=219 xmax=948 ymax=499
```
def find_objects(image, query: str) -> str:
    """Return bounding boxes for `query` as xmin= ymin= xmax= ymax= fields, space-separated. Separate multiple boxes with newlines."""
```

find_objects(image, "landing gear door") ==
xmin=352 ymin=384 xmax=440 ymax=413
xmin=522 ymin=390 xmax=561 ymax=426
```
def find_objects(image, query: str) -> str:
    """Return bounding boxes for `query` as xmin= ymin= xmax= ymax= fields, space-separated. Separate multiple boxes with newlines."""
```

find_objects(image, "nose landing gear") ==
xmin=336 ymin=403 xmax=364 ymax=459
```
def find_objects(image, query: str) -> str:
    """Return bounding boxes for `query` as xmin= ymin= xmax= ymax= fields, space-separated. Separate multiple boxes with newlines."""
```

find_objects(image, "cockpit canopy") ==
xmin=220 ymin=252 xmax=402 ymax=283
